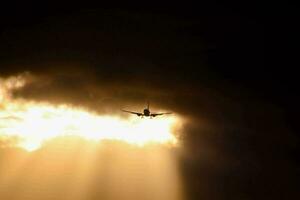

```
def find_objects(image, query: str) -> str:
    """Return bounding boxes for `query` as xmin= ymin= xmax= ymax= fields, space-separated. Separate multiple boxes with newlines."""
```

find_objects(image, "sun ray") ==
xmin=0 ymin=74 xmax=185 ymax=200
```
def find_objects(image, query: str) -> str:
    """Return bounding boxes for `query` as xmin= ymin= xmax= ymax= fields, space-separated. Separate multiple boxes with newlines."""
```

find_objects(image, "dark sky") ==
xmin=0 ymin=3 xmax=299 ymax=200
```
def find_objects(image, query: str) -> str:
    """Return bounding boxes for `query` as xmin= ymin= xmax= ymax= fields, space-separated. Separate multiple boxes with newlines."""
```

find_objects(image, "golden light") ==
xmin=1 ymin=104 xmax=178 ymax=151
xmin=0 ymin=74 xmax=180 ymax=151
xmin=0 ymin=74 xmax=185 ymax=200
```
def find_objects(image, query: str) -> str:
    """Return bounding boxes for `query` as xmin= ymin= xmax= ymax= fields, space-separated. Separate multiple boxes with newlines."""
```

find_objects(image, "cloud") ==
xmin=0 ymin=10 xmax=298 ymax=200
xmin=3 ymin=69 xmax=296 ymax=198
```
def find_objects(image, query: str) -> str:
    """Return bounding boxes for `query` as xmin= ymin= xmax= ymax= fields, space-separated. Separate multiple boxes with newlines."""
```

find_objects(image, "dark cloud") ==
xmin=0 ymin=7 xmax=298 ymax=200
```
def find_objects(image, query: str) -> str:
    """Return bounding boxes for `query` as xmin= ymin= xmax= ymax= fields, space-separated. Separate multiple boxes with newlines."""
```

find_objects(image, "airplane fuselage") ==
xmin=143 ymin=108 xmax=150 ymax=116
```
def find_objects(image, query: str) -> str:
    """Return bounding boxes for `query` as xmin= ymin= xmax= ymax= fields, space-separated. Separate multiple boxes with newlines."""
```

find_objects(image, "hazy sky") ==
xmin=0 ymin=4 xmax=298 ymax=200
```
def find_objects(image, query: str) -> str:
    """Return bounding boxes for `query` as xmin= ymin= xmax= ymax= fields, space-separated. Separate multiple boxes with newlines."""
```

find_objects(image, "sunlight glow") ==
xmin=0 ymin=74 xmax=179 ymax=151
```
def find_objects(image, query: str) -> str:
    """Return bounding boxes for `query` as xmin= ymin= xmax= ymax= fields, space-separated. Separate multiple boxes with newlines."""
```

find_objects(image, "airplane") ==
xmin=121 ymin=102 xmax=172 ymax=118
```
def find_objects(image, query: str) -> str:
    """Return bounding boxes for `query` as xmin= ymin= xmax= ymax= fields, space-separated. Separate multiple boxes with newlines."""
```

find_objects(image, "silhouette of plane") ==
xmin=121 ymin=102 xmax=171 ymax=118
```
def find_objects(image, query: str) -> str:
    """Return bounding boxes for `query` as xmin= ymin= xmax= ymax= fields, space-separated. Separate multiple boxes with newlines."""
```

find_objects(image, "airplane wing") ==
xmin=121 ymin=109 xmax=144 ymax=116
xmin=150 ymin=112 xmax=172 ymax=117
